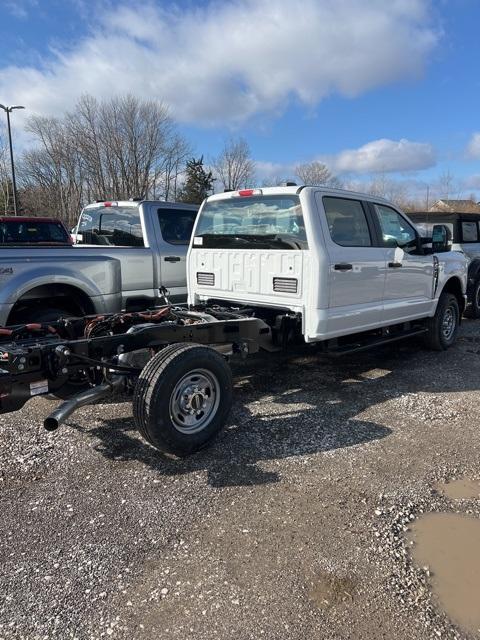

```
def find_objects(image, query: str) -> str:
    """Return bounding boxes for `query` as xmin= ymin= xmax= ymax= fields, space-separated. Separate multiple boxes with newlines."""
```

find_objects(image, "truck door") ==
xmin=318 ymin=195 xmax=387 ymax=335
xmin=373 ymin=204 xmax=434 ymax=323
xmin=155 ymin=206 xmax=198 ymax=302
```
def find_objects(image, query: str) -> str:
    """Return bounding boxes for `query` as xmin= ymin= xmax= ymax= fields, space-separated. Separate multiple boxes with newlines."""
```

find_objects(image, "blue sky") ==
xmin=1 ymin=0 xmax=480 ymax=201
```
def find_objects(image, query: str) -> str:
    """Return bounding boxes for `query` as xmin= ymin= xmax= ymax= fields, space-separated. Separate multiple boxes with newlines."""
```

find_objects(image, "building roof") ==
xmin=429 ymin=199 xmax=480 ymax=213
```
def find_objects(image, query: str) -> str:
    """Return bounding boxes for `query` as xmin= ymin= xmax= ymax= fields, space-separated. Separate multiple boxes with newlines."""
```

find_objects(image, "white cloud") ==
xmin=3 ymin=0 xmax=37 ymax=19
xmin=331 ymin=138 xmax=436 ymax=174
xmin=466 ymin=133 xmax=480 ymax=159
xmin=255 ymin=160 xmax=295 ymax=181
xmin=0 ymin=0 xmax=438 ymax=126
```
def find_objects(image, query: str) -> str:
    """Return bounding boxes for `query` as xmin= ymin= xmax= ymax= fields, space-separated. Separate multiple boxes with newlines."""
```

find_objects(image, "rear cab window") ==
xmin=158 ymin=208 xmax=197 ymax=245
xmin=0 ymin=220 xmax=71 ymax=244
xmin=77 ymin=205 xmax=144 ymax=246
xmin=193 ymin=194 xmax=308 ymax=250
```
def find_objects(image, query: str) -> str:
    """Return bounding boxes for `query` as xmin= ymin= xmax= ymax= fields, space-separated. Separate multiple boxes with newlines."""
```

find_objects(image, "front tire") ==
xmin=133 ymin=343 xmax=233 ymax=456
xmin=424 ymin=292 xmax=459 ymax=351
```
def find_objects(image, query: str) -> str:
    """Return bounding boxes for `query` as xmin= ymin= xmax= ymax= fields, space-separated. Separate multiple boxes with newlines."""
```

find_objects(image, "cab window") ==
xmin=375 ymin=204 xmax=416 ymax=249
xmin=461 ymin=221 xmax=479 ymax=243
xmin=323 ymin=197 xmax=372 ymax=247
xmin=157 ymin=208 xmax=197 ymax=245
xmin=77 ymin=206 xmax=144 ymax=246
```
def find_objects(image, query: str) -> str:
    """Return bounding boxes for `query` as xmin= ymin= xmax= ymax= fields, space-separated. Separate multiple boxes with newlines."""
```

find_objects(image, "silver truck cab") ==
xmin=0 ymin=200 xmax=198 ymax=326
xmin=75 ymin=199 xmax=198 ymax=306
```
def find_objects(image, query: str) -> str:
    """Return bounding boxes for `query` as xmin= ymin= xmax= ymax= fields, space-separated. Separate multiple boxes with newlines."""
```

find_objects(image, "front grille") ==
xmin=197 ymin=272 xmax=215 ymax=286
xmin=273 ymin=277 xmax=298 ymax=294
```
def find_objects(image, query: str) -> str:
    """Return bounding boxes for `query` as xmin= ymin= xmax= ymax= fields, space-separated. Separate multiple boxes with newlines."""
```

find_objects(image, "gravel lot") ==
xmin=1 ymin=320 xmax=480 ymax=640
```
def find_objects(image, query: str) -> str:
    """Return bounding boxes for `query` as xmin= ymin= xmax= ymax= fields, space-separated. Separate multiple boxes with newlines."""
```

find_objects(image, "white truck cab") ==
xmin=188 ymin=186 xmax=468 ymax=351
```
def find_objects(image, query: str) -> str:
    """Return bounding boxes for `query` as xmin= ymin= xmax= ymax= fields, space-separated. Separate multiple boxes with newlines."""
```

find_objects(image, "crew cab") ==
xmin=409 ymin=211 xmax=480 ymax=318
xmin=188 ymin=187 xmax=468 ymax=352
xmin=0 ymin=200 xmax=198 ymax=325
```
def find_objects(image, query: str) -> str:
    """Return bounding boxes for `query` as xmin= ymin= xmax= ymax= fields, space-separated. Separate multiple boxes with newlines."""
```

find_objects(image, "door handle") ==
xmin=164 ymin=256 xmax=181 ymax=262
xmin=388 ymin=262 xmax=402 ymax=268
xmin=334 ymin=263 xmax=353 ymax=271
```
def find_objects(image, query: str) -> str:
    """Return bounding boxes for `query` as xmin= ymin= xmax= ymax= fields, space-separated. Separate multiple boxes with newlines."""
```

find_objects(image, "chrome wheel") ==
xmin=441 ymin=304 xmax=457 ymax=341
xmin=169 ymin=369 xmax=220 ymax=434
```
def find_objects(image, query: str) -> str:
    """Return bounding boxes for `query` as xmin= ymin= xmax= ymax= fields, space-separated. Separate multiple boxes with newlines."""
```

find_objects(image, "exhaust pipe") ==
xmin=44 ymin=376 xmax=124 ymax=432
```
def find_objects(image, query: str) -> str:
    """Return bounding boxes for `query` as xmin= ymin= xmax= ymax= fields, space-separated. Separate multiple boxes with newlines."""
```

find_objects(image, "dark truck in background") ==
xmin=0 ymin=216 xmax=72 ymax=245
xmin=409 ymin=211 xmax=480 ymax=318
xmin=0 ymin=200 xmax=198 ymax=325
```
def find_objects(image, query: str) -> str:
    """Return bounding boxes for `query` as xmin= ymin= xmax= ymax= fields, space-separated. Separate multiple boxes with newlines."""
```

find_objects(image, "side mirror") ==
xmin=432 ymin=224 xmax=451 ymax=252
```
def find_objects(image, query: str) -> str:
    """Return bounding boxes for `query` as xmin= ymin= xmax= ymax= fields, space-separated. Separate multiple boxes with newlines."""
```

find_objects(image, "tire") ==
xmin=424 ymin=292 xmax=460 ymax=351
xmin=466 ymin=277 xmax=480 ymax=319
xmin=133 ymin=343 xmax=233 ymax=456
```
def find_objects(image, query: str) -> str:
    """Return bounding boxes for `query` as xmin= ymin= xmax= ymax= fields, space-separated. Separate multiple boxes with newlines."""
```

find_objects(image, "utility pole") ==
xmin=0 ymin=103 xmax=25 ymax=215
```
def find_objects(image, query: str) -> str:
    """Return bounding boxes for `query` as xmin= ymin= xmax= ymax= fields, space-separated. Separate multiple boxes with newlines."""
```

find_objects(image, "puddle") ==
xmin=307 ymin=572 xmax=357 ymax=610
xmin=435 ymin=478 xmax=480 ymax=500
xmin=408 ymin=512 xmax=480 ymax=634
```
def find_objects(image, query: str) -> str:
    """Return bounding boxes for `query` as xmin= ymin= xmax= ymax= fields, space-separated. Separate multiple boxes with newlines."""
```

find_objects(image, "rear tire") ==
xmin=133 ymin=343 xmax=233 ymax=456
xmin=424 ymin=292 xmax=459 ymax=351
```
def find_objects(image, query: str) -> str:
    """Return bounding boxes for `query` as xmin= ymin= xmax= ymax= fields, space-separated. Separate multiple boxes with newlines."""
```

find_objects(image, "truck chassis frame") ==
xmin=0 ymin=305 xmax=273 ymax=455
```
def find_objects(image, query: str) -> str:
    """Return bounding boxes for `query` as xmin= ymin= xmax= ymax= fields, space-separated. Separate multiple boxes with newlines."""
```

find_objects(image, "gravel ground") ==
xmin=1 ymin=320 xmax=480 ymax=639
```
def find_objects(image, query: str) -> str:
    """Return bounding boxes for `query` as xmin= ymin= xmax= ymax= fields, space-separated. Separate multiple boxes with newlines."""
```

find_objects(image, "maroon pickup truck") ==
xmin=0 ymin=216 xmax=72 ymax=245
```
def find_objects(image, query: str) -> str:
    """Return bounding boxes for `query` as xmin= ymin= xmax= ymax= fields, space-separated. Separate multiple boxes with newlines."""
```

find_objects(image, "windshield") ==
xmin=0 ymin=220 xmax=70 ymax=244
xmin=193 ymin=195 xmax=308 ymax=249
xmin=77 ymin=206 xmax=144 ymax=246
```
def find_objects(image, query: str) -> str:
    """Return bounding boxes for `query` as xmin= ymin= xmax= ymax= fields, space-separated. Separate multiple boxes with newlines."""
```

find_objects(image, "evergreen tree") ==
xmin=177 ymin=157 xmax=214 ymax=204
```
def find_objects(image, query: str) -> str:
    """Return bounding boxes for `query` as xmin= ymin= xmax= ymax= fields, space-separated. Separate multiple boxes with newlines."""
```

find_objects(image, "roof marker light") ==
xmin=103 ymin=201 xmax=118 ymax=207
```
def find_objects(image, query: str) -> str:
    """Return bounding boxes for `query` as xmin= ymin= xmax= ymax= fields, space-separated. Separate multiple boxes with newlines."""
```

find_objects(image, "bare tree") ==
xmin=21 ymin=115 xmax=85 ymax=224
xmin=436 ymin=170 xmax=456 ymax=201
xmin=344 ymin=173 xmax=422 ymax=211
xmin=295 ymin=161 xmax=342 ymax=187
xmin=260 ymin=175 xmax=295 ymax=187
xmin=154 ymin=133 xmax=191 ymax=201
xmin=212 ymin=137 xmax=256 ymax=191
xmin=18 ymin=94 xmax=191 ymax=223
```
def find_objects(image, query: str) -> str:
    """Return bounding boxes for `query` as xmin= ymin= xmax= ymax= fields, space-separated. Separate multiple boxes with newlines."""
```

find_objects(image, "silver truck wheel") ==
xmin=169 ymin=369 xmax=220 ymax=434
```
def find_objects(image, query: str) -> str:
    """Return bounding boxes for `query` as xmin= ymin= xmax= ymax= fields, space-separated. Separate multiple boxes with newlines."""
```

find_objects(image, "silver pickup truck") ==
xmin=0 ymin=200 xmax=198 ymax=325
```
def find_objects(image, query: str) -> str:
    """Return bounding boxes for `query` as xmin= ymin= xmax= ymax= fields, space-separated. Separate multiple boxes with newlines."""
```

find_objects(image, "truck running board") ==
xmin=326 ymin=327 xmax=428 ymax=357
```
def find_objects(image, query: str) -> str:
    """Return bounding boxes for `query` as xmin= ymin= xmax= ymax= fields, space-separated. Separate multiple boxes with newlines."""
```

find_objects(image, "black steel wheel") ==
xmin=424 ymin=292 xmax=459 ymax=351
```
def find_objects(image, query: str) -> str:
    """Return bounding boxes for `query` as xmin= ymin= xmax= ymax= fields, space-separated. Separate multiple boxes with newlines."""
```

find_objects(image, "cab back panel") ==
xmin=189 ymin=248 xmax=304 ymax=306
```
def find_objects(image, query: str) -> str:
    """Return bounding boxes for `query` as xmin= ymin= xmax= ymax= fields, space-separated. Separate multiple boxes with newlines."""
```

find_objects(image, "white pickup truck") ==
xmin=409 ymin=210 xmax=480 ymax=318
xmin=0 ymin=186 xmax=469 ymax=458
xmin=188 ymin=186 xmax=468 ymax=352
